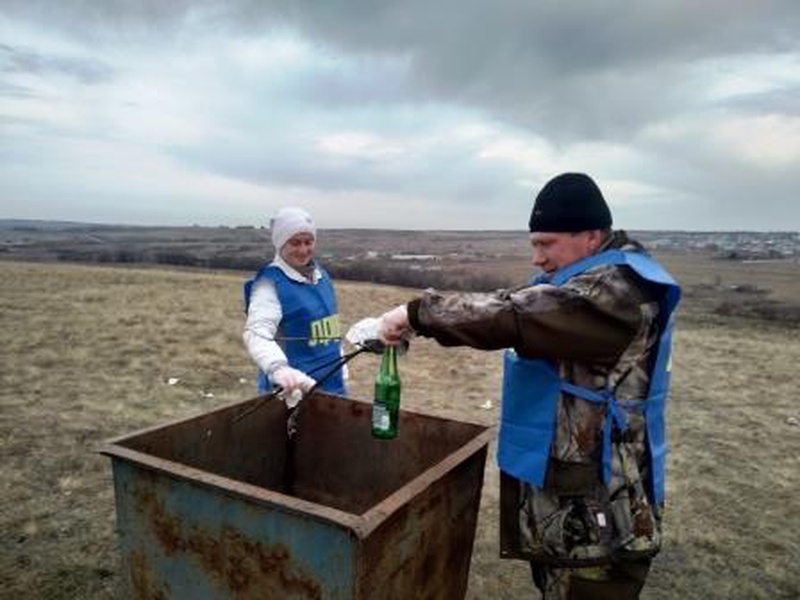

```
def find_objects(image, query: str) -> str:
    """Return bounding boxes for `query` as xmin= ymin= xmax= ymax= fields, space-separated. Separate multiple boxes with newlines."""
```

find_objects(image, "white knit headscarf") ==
xmin=270 ymin=207 xmax=316 ymax=251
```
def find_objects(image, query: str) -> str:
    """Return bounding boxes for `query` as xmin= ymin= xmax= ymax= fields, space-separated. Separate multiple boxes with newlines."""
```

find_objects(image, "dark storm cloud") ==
xmin=268 ymin=1 xmax=800 ymax=141
xmin=228 ymin=1 xmax=800 ymax=141
xmin=6 ymin=1 xmax=799 ymax=139
xmin=2 ymin=1 xmax=799 ymax=229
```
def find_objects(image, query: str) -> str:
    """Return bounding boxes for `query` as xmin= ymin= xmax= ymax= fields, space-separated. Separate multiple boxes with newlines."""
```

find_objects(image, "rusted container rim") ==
xmin=98 ymin=395 xmax=496 ymax=540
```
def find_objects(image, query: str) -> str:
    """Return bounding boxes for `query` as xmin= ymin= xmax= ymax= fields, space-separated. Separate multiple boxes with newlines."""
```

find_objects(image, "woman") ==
xmin=243 ymin=207 xmax=346 ymax=402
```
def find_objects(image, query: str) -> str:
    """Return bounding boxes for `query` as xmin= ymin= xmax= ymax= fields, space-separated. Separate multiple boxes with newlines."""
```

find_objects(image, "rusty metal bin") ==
xmin=101 ymin=392 xmax=494 ymax=599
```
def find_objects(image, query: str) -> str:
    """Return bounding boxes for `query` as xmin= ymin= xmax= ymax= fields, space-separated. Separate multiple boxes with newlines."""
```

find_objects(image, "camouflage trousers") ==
xmin=530 ymin=558 xmax=651 ymax=600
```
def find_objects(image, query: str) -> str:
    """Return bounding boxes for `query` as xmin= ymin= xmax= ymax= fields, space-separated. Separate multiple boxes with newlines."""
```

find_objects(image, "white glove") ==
xmin=379 ymin=304 xmax=411 ymax=344
xmin=346 ymin=317 xmax=382 ymax=348
xmin=270 ymin=366 xmax=316 ymax=408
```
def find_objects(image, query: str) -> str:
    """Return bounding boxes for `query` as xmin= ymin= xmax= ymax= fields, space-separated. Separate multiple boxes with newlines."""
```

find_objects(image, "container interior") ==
xmin=115 ymin=393 xmax=488 ymax=515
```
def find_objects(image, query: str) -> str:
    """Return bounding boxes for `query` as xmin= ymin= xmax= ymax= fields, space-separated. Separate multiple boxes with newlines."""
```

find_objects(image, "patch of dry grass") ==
xmin=1 ymin=260 xmax=798 ymax=599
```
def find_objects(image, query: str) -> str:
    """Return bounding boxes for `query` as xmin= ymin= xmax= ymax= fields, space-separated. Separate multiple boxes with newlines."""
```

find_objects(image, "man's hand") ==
xmin=379 ymin=304 xmax=411 ymax=344
xmin=271 ymin=366 xmax=316 ymax=408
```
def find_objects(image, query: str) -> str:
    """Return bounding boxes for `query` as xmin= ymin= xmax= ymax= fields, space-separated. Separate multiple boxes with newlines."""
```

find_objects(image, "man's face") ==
xmin=281 ymin=232 xmax=316 ymax=270
xmin=530 ymin=231 xmax=599 ymax=274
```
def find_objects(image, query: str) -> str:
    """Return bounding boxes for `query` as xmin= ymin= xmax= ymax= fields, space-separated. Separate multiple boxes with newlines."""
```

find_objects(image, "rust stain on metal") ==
xmin=130 ymin=550 xmax=170 ymax=600
xmin=355 ymin=450 xmax=487 ymax=599
xmin=133 ymin=483 xmax=322 ymax=599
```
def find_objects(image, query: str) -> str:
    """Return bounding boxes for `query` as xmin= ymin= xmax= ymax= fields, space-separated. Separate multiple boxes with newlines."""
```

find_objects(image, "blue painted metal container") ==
xmin=101 ymin=392 xmax=494 ymax=599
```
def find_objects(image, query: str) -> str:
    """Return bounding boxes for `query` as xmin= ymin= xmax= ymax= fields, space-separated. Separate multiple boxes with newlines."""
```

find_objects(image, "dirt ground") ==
xmin=1 ymin=260 xmax=799 ymax=599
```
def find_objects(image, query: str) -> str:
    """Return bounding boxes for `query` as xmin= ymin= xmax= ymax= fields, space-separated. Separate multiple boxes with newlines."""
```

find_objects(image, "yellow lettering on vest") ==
xmin=308 ymin=321 xmax=321 ymax=347
xmin=308 ymin=314 xmax=341 ymax=347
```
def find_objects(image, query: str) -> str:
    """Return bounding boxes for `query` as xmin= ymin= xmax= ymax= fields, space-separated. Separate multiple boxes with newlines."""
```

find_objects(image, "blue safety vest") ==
xmin=243 ymin=265 xmax=346 ymax=395
xmin=498 ymin=249 xmax=680 ymax=506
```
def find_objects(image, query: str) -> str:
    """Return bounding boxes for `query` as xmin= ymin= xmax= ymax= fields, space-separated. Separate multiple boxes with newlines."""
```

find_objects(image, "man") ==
xmin=243 ymin=207 xmax=347 ymax=404
xmin=378 ymin=173 xmax=680 ymax=599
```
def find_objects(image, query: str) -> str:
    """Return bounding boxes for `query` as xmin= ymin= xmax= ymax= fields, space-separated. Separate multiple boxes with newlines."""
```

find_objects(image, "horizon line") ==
xmin=0 ymin=217 xmax=797 ymax=235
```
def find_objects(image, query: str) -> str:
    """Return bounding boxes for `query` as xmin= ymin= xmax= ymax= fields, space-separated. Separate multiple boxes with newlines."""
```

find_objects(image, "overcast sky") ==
xmin=1 ymin=2 xmax=799 ymax=231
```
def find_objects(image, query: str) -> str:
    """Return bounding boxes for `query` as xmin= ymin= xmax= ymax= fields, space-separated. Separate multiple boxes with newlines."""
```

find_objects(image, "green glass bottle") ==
xmin=371 ymin=345 xmax=401 ymax=439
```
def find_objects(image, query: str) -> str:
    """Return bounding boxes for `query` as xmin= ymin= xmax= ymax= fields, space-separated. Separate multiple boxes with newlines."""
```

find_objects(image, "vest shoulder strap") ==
xmin=243 ymin=265 xmax=284 ymax=313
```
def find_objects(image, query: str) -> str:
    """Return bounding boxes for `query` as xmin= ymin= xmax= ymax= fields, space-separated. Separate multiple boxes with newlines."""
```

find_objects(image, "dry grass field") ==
xmin=1 ymin=257 xmax=799 ymax=599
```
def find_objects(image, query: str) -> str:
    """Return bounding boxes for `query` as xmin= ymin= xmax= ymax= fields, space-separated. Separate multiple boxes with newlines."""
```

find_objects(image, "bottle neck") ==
xmin=380 ymin=345 xmax=398 ymax=377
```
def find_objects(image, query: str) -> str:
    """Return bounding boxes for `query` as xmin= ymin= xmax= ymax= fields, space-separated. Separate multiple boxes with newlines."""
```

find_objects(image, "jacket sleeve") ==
xmin=407 ymin=268 xmax=644 ymax=366
xmin=242 ymin=278 xmax=289 ymax=376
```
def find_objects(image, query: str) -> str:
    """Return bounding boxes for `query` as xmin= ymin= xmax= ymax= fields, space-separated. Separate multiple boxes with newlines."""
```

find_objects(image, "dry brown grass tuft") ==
xmin=1 ymin=260 xmax=798 ymax=599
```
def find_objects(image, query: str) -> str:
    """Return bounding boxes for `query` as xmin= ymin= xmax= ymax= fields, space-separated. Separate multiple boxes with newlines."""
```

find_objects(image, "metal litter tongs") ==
xmin=232 ymin=318 xmax=409 ymax=495
xmin=232 ymin=323 xmax=408 ymax=434
xmin=283 ymin=337 xmax=393 ymax=438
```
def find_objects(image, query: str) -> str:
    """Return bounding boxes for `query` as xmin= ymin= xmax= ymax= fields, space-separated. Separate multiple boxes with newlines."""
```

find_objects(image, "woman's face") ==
xmin=281 ymin=232 xmax=316 ymax=269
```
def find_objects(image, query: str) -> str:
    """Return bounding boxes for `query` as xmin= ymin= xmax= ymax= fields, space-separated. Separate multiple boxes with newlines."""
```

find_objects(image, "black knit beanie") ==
xmin=528 ymin=173 xmax=612 ymax=232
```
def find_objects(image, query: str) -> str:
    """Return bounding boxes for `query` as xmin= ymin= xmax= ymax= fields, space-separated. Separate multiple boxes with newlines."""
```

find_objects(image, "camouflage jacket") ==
xmin=407 ymin=230 xmax=666 ymax=564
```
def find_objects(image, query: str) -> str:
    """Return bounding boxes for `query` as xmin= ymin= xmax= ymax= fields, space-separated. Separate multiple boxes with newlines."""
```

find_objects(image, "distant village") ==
xmin=634 ymin=230 xmax=800 ymax=260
